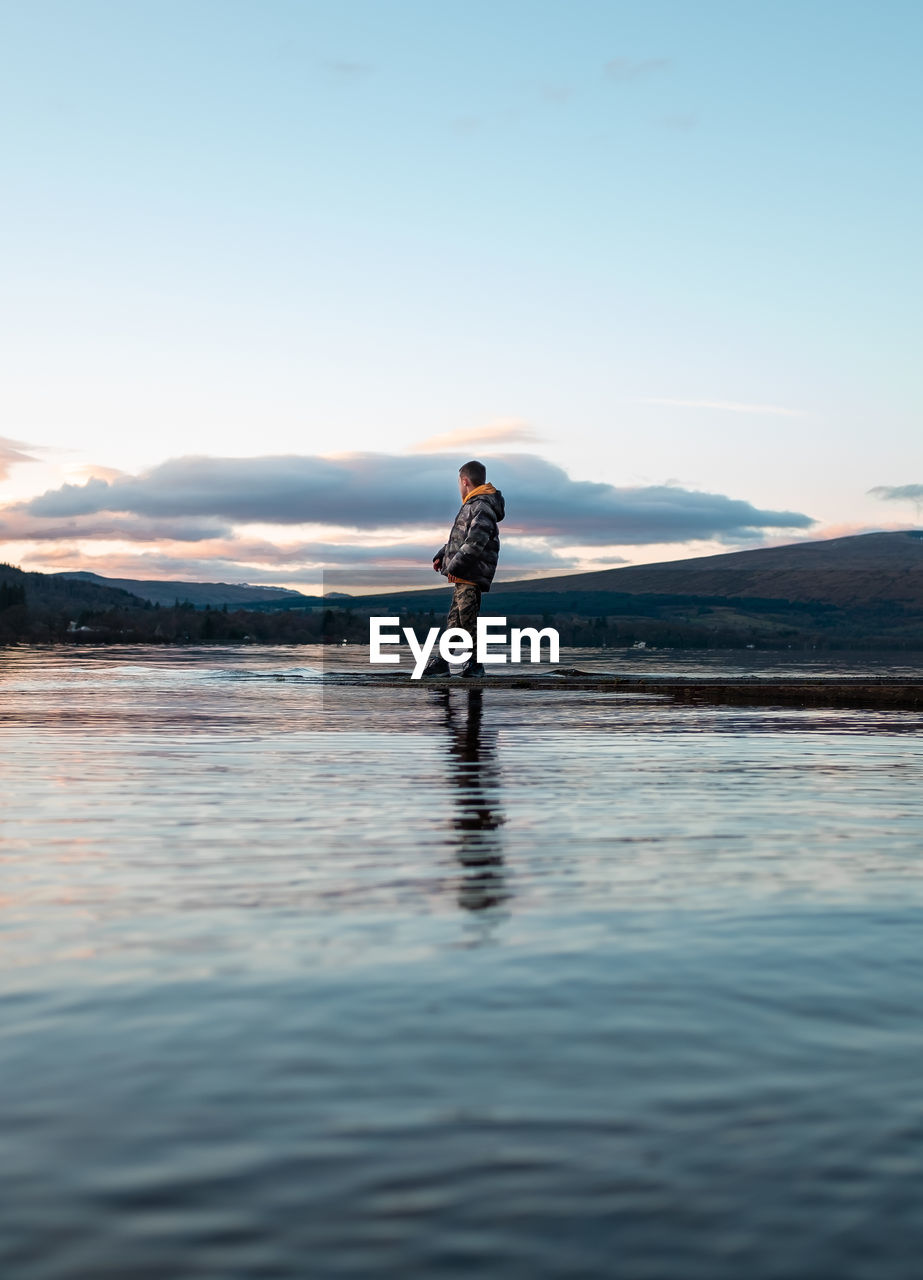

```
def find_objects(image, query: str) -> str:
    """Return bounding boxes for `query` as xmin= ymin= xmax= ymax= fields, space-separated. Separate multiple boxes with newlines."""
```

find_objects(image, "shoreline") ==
xmin=339 ymin=669 xmax=923 ymax=711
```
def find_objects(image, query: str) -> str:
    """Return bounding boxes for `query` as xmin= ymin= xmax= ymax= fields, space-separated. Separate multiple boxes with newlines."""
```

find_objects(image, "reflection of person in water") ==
xmin=435 ymin=687 xmax=509 ymax=913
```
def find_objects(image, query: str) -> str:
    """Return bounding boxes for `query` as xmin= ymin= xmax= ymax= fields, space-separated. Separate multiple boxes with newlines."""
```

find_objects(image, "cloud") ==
xmin=22 ymin=546 xmax=327 ymax=585
xmin=324 ymin=60 xmax=373 ymax=79
xmin=575 ymin=552 xmax=630 ymax=565
xmin=448 ymin=116 xmax=482 ymax=135
xmin=411 ymin=419 xmax=541 ymax=453
xmin=636 ymin=398 xmax=808 ymax=418
xmin=795 ymin=521 xmax=908 ymax=541
xmin=0 ymin=509 xmax=231 ymax=543
xmin=868 ymin=484 xmax=923 ymax=503
xmin=68 ymin=464 xmax=127 ymax=484
xmin=16 ymin=451 xmax=814 ymax=546
xmin=539 ymin=84 xmax=573 ymax=104
xmin=0 ymin=436 xmax=39 ymax=481
xmin=604 ymin=57 xmax=670 ymax=83
xmin=657 ymin=112 xmax=697 ymax=131
xmin=23 ymin=536 xmax=582 ymax=590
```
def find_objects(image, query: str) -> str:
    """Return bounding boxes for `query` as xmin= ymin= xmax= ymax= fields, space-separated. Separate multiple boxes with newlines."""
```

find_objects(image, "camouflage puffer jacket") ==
xmin=434 ymin=483 xmax=506 ymax=592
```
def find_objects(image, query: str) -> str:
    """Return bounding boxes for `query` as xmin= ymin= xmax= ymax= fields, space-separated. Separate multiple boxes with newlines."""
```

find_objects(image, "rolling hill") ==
xmin=1 ymin=563 xmax=148 ymax=612
xmin=52 ymin=571 xmax=309 ymax=609
xmin=497 ymin=531 xmax=923 ymax=608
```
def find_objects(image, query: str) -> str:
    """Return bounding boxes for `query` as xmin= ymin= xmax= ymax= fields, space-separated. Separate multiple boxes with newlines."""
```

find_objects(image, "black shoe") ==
xmin=421 ymin=655 xmax=451 ymax=677
xmin=458 ymin=658 xmax=485 ymax=679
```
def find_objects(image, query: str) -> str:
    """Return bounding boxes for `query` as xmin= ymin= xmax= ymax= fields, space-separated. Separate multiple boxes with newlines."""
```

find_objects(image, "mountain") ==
xmin=52 ymin=571 xmax=309 ymax=609
xmin=1 ymin=563 xmax=147 ymax=612
xmin=0 ymin=563 xmax=326 ymax=644
xmin=495 ymin=531 xmax=923 ymax=608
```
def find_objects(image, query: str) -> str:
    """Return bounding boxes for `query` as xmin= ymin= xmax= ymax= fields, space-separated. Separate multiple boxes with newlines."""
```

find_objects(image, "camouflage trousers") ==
xmin=446 ymin=582 xmax=482 ymax=635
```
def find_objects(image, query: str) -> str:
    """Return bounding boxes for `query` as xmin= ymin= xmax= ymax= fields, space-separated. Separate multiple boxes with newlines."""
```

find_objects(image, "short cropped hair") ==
xmin=459 ymin=459 xmax=486 ymax=486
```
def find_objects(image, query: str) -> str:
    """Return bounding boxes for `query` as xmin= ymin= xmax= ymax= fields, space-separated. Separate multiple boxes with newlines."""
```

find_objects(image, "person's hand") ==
xmin=433 ymin=557 xmax=442 ymax=572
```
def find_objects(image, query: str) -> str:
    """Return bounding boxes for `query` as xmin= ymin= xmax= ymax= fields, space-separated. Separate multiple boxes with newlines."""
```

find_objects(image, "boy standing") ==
xmin=423 ymin=460 xmax=506 ymax=678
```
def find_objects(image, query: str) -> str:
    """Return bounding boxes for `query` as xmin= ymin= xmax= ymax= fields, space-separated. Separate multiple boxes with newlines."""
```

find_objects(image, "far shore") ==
xmin=346 ymin=669 xmax=923 ymax=712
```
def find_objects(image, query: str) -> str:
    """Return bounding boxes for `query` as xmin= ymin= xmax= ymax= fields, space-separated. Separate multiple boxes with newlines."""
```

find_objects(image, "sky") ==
xmin=1 ymin=0 xmax=921 ymax=591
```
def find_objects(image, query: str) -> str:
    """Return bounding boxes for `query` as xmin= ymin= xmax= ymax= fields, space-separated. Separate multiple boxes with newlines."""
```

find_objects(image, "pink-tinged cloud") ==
xmin=21 ymin=536 xmax=581 ymax=586
xmin=751 ymin=521 xmax=915 ymax=549
xmin=68 ymin=464 xmax=127 ymax=484
xmin=410 ymin=420 xmax=541 ymax=453
xmin=0 ymin=436 xmax=39 ymax=481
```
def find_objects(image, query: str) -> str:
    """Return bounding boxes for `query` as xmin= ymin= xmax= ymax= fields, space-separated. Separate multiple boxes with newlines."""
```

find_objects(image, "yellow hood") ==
xmin=463 ymin=482 xmax=497 ymax=504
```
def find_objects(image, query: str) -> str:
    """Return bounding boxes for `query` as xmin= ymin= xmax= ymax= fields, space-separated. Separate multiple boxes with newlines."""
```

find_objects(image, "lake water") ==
xmin=2 ymin=645 xmax=923 ymax=1279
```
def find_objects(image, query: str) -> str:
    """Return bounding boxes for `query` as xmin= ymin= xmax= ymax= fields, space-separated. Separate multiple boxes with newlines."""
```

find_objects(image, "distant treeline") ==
xmin=3 ymin=562 xmax=923 ymax=649
xmin=0 ymin=587 xmax=342 ymax=645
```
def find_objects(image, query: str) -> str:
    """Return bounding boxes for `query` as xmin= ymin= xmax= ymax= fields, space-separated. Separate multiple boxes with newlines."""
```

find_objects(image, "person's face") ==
xmin=459 ymin=474 xmax=470 ymax=500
